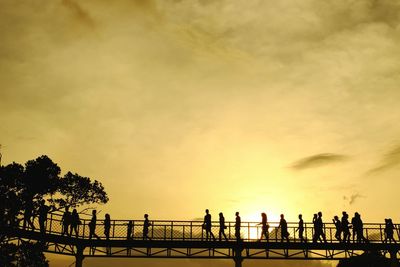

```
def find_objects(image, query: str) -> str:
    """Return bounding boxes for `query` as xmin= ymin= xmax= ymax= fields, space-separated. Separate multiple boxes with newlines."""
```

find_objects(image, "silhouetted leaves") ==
xmin=0 ymin=155 xmax=108 ymax=266
xmin=55 ymin=172 xmax=108 ymax=208
xmin=0 ymin=242 xmax=48 ymax=267
xmin=23 ymin=155 xmax=61 ymax=198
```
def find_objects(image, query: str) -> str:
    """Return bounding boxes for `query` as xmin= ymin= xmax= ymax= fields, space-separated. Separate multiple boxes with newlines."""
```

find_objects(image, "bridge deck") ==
xmin=2 ymin=213 xmax=400 ymax=263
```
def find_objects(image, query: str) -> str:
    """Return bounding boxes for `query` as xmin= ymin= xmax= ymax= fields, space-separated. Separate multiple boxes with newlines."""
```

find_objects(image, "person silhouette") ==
xmin=38 ymin=200 xmax=50 ymax=235
xmin=313 ymin=212 xmax=326 ymax=243
xmin=341 ymin=211 xmax=351 ymax=243
xmin=127 ymin=220 xmax=133 ymax=240
xmin=218 ymin=212 xmax=228 ymax=241
xmin=257 ymin=212 xmax=269 ymax=242
xmin=317 ymin=212 xmax=326 ymax=242
xmin=143 ymin=214 xmax=152 ymax=240
xmin=104 ymin=213 xmax=111 ymax=240
xmin=61 ymin=207 xmax=71 ymax=236
xmin=312 ymin=213 xmax=320 ymax=242
xmin=89 ymin=209 xmax=99 ymax=240
xmin=70 ymin=209 xmax=80 ymax=238
xmin=235 ymin=212 xmax=241 ymax=241
xmin=333 ymin=215 xmax=342 ymax=242
xmin=23 ymin=198 xmax=35 ymax=230
xmin=277 ymin=214 xmax=289 ymax=242
xmin=296 ymin=214 xmax=305 ymax=243
xmin=203 ymin=209 xmax=215 ymax=241
xmin=353 ymin=212 xmax=367 ymax=243
xmin=384 ymin=218 xmax=397 ymax=243
xmin=351 ymin=213 xmax=357 ymax=242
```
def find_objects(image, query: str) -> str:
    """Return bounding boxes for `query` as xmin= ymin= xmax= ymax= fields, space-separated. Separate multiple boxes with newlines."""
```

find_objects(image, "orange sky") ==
xmin=1 ymin=0 xmax=400 ymax=266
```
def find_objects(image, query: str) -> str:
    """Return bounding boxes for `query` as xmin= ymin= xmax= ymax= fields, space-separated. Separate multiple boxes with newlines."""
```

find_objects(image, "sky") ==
xmin=1 ymin=0 xmax=400 ymax=266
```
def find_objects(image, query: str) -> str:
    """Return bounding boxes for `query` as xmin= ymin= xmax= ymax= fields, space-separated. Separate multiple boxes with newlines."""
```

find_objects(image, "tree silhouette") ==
xmin=0 ymin=155 xmax=109 ymax=266
xmin=54 ymin=172 xmax=108 ymax=209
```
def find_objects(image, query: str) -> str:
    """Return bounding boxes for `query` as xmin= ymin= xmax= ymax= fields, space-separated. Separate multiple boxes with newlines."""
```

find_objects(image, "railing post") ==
xmin=247 ymin=222 xmax=250 ymax=241
xmin=229 ymin=222 xmax=231 ymax=240
xmin=49 ymin=213 xmax=53 ymax=234
xmin=112 ymin=220 xmax=115 ymax=239
xmin=151 ymin=221 xmax=154 ymax=240
xmin=171 ymin=221 xmax=173 ymax=240
xmin=190 ymin=222 xmax=193 ymax=240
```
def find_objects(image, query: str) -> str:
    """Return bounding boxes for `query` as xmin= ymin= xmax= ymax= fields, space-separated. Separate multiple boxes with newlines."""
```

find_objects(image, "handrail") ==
xmin=6 ymin=212 xmax=400 ymax=244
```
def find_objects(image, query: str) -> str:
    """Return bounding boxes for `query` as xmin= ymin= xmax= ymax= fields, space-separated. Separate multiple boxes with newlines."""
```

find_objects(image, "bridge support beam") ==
xmin=75 ymin=246 xmax=85 ymax=267
xmin=389 ymin=250 xmax=399 ymax=267
xmin=234 ymin=257 xmax=243 ymax=267
xmin=233 ymin=245 xmax=243 ymax=267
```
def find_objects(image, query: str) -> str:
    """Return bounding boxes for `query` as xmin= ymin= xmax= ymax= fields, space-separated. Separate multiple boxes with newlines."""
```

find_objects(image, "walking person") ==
xmin=341 ymin=212 xmax=351 ymax=243
xmin=277 ymin=214 xmax=289 ymax=242
xmin=89 ymin=210 xmax=100 ymax=240
xmin=104 ymin=213 xmax=111 ymax=240
xmin=23 ymin=198 xmax=35 ymax=230
xmin=333 ymin=215 xmax=342 ymax=242
xmin=316 ymin=212 xmax=326 ymax=243
xmin=38 ymin=200 xmax=50 ymax=235
xmin=203 ymin=209 xmax=215 ymax=241
xmin=61 ymin=207 xmax=71 ymax=236
xmin=351 ymin=213 xmax=357 ymax=242
xmin=104 ymin=213 xmax=111 ymax=255
xmin=257 ymin=212 xmax=269 ymax=242
xmin=70 ymin=209 xmax=81 ymax=238
xmin=312 ymin=213 xmax=320 ymax=242
xmin=384 ymin=218 xmax=397 ymax=243
xmin=313 ymin=212 xmax=326 ymax=243
xmin=143 ymin=214 xmax=152 ymax=240
xmin=353 ymin=212 xmax=367 ymax=243
xmin=235 ymin=212 xmax=241 ymax=241
xmin=218 ymin=212 xmax=228 ymax=241
xmin=296 ymin=214 xmax=305 ymax=243
xmin=127 ymin=220 xmax=133 ymax=240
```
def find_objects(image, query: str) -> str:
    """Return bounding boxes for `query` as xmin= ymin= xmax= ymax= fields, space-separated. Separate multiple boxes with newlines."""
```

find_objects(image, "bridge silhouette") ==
xmin=2 ymin=213 xmax=400 ymax=267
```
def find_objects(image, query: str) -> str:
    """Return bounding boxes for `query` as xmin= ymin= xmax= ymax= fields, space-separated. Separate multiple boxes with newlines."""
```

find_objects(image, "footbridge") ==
xmin=1 ymin=213 xmax=400 ymax=267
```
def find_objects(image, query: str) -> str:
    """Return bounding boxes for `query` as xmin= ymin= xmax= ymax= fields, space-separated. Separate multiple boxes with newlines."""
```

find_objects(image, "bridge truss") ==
xmin=1 ymin=213 xmax=400 ymax=267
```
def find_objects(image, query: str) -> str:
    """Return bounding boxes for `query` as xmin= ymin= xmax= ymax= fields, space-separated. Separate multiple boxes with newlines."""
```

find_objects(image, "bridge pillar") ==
xmin=389 ymin=250 xmax=399 ymax=267
xmin=234 ymin=257 xmax=243 ymax=267
xmin=233 ymin=245 xmax=244 ymax=267
xmin=75 ymin=246 xmax=85 ymax=267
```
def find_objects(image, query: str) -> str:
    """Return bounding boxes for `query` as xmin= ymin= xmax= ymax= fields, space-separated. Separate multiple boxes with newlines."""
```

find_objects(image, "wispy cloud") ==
xmin=62 ymin=0 xmax=95 ymax=28
xmin=343 ymin=193 xmax=365 ymax=205
xmin=290 ymin=153 xmax=348 ymax=170
xmin=368 ymin=145 xmax=400 ymax=174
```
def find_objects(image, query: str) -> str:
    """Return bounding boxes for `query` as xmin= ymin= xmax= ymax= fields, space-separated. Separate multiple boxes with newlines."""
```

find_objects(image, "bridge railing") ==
xmin=13 ymin=213 xmax=400 ymax=243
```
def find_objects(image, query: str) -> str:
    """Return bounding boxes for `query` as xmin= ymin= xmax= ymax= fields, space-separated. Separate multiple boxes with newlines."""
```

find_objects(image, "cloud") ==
xmin=343 ymin=193 xmax=365 ymax=205
xmin=61 ymin=0 xmax=95 ymax=28
xmin=290 ymin=153 xmax=348 ymax=170
xmin=367 ymin=145 xmax=400 ymax=174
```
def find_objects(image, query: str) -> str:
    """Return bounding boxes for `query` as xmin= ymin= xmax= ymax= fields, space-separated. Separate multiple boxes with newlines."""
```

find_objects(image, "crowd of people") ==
xmin=5 ymin=204 xmax=399 ymax=244
xmin=201 ymin=210 xmax=398 ymax=244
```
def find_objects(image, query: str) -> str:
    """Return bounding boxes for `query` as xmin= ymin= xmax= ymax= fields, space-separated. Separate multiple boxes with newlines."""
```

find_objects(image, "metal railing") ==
xmin=10 ymin=213 xmax=400 ymax=244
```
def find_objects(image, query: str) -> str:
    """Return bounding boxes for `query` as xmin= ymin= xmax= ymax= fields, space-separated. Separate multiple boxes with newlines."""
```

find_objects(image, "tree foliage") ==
xmin=0 ymin=155 xmax=109 ymax=267
xmin=54 ymin=171 xmax=109 ymax=208
xmin=0 ymin=242 xmax=48 ymax=267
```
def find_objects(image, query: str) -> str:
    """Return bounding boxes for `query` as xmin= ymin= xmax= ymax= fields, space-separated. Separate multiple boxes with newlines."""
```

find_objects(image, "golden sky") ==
xmin=1 ymin=0 xmax=400 ymax=266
